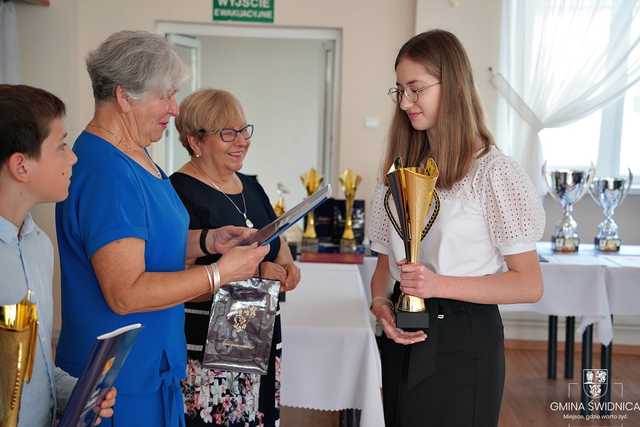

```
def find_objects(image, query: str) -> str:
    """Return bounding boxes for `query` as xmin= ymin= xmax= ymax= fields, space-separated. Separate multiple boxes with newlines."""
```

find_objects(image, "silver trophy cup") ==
xmin=542 ymin=163 xmax=595 ymax=252
xmin=589 ymin=170 xmax=633 ymax=252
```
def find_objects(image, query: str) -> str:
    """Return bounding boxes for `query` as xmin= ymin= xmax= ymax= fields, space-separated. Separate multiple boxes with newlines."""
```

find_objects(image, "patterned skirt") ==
xmin=182 ymin=315 xmax=281 ymax=427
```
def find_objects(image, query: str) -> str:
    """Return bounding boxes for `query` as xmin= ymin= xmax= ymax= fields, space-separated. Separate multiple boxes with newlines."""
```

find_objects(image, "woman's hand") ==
xmin=208 ymin=226 xmax=255 ymax=254
xmin=281 ymin=262 xmax=300 ymax=292
xmin=259 ymin=261 xmax=287 ymax=283
xmin=398 ymin=260 xmax=441 ymax=299
xmin=371 ymin=299 xmax=427 ymax=345
xmin=218 ymin=244 xmax=269 ymax=283
xmin=94 ymin=387 xmax=117 ymax=425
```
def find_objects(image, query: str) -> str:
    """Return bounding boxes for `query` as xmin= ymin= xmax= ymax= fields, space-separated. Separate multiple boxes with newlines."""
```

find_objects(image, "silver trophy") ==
xmin=589 ymin=170 xmax=633 ymax=252
xmin=542 ymin=162 xmax=595 ymax=252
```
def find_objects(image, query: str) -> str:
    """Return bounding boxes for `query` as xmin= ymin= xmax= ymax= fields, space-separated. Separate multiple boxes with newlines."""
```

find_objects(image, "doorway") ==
xmin=157 ymin=22 xmax=341 ymax=208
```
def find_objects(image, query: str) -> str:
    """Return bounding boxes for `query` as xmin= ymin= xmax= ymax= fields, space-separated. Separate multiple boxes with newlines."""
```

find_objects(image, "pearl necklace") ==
xmin=190 ymin=161 xmax=254 ymax=228
xmin=86 ymin=123 xmax=161 ymax=178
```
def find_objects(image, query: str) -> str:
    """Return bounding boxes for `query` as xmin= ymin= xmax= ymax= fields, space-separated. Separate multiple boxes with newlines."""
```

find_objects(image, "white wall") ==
xmin=198 ymin=36 xmax=325 ymax=206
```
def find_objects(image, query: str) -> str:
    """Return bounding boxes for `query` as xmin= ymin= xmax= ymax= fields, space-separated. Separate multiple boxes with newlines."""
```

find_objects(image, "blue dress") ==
xmin=56 ymin=132 xmax=189 ymax=427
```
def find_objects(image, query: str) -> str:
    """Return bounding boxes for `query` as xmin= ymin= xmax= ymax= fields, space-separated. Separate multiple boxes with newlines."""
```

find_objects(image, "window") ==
xmin=539 ymin=2 xmax=640 ymax=187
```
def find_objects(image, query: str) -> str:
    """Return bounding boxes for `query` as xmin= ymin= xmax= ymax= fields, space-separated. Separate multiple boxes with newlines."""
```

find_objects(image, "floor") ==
xmin=280 ymin=348 xmax=640 ymax=427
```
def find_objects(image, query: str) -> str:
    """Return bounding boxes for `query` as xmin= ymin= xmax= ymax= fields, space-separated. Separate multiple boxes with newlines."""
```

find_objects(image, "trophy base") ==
xmin=395 ymin=309 xmax=429 ymax=330
xmin=595 ymin=237 xmax=621 ymax=252
xmin=339 ymin=238 xmax=357 ymax=253
xmin=552 ymin=236 xmax=580 ymax=252
xmin=300 ymin=237 xmax=319 ymax=253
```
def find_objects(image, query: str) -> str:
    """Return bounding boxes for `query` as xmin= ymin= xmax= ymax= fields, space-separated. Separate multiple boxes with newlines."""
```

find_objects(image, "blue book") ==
xmin=58 ymin=323 xmax=142 ymax=427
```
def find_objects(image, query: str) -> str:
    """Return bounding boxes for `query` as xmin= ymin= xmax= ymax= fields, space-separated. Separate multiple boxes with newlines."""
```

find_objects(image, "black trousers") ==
xmin=381 ymin=286 xmax=505 ymax=427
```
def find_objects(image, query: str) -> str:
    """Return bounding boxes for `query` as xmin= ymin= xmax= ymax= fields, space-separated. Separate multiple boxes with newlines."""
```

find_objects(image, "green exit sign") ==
xmin=213 ymin=0 xmax=274 ymax=23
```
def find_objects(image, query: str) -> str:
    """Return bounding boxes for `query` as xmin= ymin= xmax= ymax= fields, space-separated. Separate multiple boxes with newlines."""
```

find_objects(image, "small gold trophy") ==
xmin=339 ymin=169 xmax=362 ymax=253
xmin=273 ymin=183 xmax=288 ymax=217
xmin=300 ymin=168 xmax=324 ymax=252
xmin=0 ymin=290 xmax=38 ymax=427
xmin=385 ymin=157 xmax=439 ymax=330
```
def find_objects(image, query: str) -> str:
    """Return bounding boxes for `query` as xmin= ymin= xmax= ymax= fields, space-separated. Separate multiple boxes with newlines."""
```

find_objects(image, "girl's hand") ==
xmin=398 ymin=260 xmax=440 ymax=299
xmin=371 ymin=298 xmax=427 ymax=345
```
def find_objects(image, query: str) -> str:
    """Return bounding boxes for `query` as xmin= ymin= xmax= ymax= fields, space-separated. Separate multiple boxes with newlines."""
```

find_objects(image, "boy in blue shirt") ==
xmin=0 ymin=84 xmax=116 ymax=426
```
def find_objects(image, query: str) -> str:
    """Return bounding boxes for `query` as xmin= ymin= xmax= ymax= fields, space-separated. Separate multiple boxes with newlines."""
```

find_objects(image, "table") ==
xmin=280 ymin=262 xmax=384 ymax=427
xmin=529 ymin=243 xmax=640 ymax=414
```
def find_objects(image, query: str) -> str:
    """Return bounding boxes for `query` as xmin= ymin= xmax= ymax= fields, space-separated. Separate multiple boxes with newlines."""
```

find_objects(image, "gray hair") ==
xmin=86 ymin=30 xmax=187 ymax=102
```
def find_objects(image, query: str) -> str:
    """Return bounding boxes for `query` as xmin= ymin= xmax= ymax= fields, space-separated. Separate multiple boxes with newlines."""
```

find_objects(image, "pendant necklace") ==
xmin=191 ymin=161 xmax=254 ymax=228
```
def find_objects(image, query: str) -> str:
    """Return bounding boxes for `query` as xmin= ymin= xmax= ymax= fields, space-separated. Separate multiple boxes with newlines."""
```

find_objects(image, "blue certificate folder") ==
xmin=58 ymin=323 xmax=142 ymax=427
xmin=244 ymin=184 xmax=332 ymax=246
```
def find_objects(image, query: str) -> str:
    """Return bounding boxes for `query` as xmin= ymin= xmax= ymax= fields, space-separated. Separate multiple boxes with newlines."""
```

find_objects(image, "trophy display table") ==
xmin=501 ymin=242 xmax=640 ymax=414
xmin=280 ymin=262 xmax=384 ymax=427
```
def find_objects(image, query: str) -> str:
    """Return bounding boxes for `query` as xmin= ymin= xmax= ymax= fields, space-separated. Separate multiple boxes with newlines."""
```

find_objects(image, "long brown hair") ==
xmin=382 ymin=30 xmax=494 ymax=189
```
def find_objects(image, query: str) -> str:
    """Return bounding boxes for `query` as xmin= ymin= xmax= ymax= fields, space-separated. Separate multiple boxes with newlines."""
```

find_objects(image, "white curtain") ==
xmin=493 ymin=0 xmax=640 ymax=194
xmin=0 ymin=1 xmax=20 ymax=84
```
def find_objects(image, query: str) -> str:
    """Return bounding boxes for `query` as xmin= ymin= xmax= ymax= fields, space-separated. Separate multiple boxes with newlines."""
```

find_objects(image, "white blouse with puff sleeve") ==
xmin=367 ymin=146 xmax=545 ymax=285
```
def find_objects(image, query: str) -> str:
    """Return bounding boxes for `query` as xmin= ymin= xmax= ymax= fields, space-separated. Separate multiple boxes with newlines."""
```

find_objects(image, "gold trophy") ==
xmin=339 ymin=169 xmax=362 ymax=253
xmin=0 ymin=291 xmax=38 ymax=427
xmin=272 ymin=183 xmax=289 ymax=217
xmin=385 ymin=157 xmax=439 ymax=330
xmin=300 ymin=168 xmax=323 ymax=252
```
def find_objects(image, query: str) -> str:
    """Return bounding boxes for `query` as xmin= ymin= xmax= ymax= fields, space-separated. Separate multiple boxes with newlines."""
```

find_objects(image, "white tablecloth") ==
xmin=502 ymin=243 xmax=640 ymax=344
xmin=606 ymin=266 xmax=640 ymax=315
xmin=500 ymin=262 xmax=613 ymax=344
xmin=280 ymin=262 xmax=384 ymax=427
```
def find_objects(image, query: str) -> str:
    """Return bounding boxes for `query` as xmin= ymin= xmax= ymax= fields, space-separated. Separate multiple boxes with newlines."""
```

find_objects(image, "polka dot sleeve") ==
xmin=481 ymin=155 xmax=545 ymax=255
xmin=367 ymin=183 xmax=391 ymax=255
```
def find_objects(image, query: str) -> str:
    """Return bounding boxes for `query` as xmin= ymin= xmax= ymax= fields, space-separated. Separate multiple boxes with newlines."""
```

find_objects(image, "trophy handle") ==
xmin=588 ymin=184 xmax=601 ymax=207
xmin=384 ymin=189 xmax=439 ymax=243
xmin=541 ymin=161 xmax=561 ymax=203
xmin=578 ymin=162 xmax=596 ymax=204
xmin=384 ymin=188 xmax=404 ymax=240
xmin=585 ymin=162 xmax=596 ymax=190
xmin=620 ymin=168 xmax=634 ymax=206
xmin=588 ymin=165 xmax=601 ymax=207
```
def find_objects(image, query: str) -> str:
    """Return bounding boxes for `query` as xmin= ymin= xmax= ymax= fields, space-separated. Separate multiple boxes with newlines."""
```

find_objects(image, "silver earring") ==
xmin=194 ymin=153 xmax=201 ymax=158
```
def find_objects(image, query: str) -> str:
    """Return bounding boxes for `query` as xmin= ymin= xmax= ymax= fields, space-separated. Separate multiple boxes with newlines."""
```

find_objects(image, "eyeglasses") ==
xmin=387 ymin=81 xmax=440 ymax=104
xmin=198 ymin=124 xmax=254 ymax=143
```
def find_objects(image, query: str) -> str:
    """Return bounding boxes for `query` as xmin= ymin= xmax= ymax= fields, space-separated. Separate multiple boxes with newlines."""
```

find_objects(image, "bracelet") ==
xmin=203 ymin=265 xmax=213 ymax=294
xmin=370 ymin=296 xmax=393 ymax=311
xmin=210 ymin=262 xmax=221 ymax=293
xmin=200 ymin=228 xmax=214 ymax=256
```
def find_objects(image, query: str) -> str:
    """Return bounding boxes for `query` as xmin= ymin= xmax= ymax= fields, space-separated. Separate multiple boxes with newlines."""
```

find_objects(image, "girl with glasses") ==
xmin=368 ymin=30 xmax=545 ymax=427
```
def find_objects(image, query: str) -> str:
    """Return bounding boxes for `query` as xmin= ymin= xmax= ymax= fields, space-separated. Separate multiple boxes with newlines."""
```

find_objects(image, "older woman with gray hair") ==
xmin=55 ymin=31 xmax=269 ymax=427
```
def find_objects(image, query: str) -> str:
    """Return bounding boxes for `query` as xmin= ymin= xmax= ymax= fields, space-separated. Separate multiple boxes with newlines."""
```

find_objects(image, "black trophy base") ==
xmin=595 ymin=236 xmax=621 ymax=252
xmin=395 ymin=309 xmax=430 ymax=330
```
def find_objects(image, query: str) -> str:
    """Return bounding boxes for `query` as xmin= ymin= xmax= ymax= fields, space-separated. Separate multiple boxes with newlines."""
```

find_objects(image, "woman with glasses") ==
xmin=368 ymin=30 xmax=545 ymax=426
xmin=170 ymin=89 xmax=300 ymax=427
xmin=55 ymin=31 xmax=269 ymax=427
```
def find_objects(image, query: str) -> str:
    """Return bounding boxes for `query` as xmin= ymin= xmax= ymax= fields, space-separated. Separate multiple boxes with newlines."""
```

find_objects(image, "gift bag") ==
xmin=202 ymin=277 xmax=280 ymax=375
